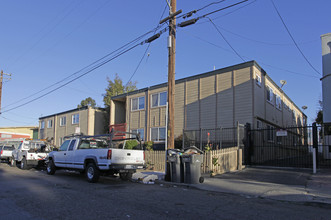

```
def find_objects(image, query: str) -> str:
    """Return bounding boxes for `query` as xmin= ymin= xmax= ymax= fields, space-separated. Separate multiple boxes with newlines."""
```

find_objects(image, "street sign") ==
xmin=276 ymin=129 xmax=287 ymax=137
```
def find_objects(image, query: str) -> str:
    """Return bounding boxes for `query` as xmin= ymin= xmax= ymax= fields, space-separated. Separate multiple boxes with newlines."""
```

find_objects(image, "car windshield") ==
xmin=3 ymin=146 xmax=15 ymax=150
xmin=78 ymin=139 xmax=108 ymax=149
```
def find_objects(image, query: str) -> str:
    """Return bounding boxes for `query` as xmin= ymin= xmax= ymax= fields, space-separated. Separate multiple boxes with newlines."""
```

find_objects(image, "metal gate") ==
xmin=243 ymin=123 xmax=331 ymax=169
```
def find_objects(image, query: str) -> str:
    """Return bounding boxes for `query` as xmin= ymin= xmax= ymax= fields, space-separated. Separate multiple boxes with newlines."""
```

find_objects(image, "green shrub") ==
xmin=144 ymin=141 xmax=154 ymax=151
xmin=124 ymin=140 xmax=139 ymax=149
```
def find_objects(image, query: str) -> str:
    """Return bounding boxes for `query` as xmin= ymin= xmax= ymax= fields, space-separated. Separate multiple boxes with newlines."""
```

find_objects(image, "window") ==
xmin=59 ymin=140 xmax=70 ymax=151
xmin=40 ymin=121 xmax=45 ymax=129
xmin=267 ymin=86 xmax=273 ymax=103
xmin=131 ymin=96 xmax=145 ymax=111
xmin=266 ymin=125 xmax=274 ymax=142
xmin=72 ymin=114 xmax=79 ymax=124
xmin=131 ymin=128 xmax=144 ymax=141
xmin=47 ymin=120 xmax=53 ymax=128
xmin=151 ymin=92 xmax=167 ymax=108
xmin=255 ymin=73 xmax=261 ymax=86
xmin=151 ymin=127 xmax=166 ymax=142
xmin=60 ymin=116 xmax=66 ymax=126
xmin=257 ymin=120 xmax=262 ymax=129
xmin=276 ymin=94 xmax=282 ymax=110
xmin=68 ymin=140 xmax=76 ymax=151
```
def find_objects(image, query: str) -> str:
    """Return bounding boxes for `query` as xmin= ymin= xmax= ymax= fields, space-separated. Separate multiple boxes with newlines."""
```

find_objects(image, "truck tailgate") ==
xmin=110 ymin=149 xmax=144 ymax=164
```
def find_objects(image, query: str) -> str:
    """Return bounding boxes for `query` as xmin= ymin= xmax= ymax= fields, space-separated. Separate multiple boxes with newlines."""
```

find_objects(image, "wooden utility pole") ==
xmin=0 ymin=70 xmax=11 ymax=113
xmin=167 ymin=0 xmax=177 ymax=149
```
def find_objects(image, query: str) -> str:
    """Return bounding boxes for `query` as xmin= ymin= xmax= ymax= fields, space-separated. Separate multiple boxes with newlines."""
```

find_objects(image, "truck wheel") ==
xmin=20 ymin=158 xmax=28 ymax=170
xmin=86 ymin=163 xmax=100 ymax=183
xmin=10 ymin=158 xmax=16 ymax=167
xmin=120 ymin=172 xmax=133 ymax=181
xmin=46 ymin=160 xmax=56 ymax=175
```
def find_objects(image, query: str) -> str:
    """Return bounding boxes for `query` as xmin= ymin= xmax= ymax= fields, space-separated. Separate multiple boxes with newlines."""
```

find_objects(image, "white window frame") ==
xmin=131 ymin=128 xmax=144 ymax=141
xmin=276 ymin=94 xmax=282 ymax=110
xmin=151 ymin=91 xmax=167 ymax=108
xmin=40 ymin=121 xmax=45 ymax=129
xmin=60 ymin=116 xmax=66 ymax=126
xmin=267 ymin=86 xmax=274 ymax=104
xmin=72 ymin=114 xmax=79 ymax=124
xmin=150 ymin=127 xmax=166 ymax=142
xmin=255 ymin=73 xmax=261 ymax=87
xmin=47 ymin=120 xmax=53 ymax=128
xmin=131 ymin=96 xmax=145 ymax=111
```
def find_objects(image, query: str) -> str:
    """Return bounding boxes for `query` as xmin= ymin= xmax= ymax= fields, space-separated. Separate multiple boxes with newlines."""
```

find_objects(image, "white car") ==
xmin=0 ymin=145 xmax=15 ymax=162
xmin=47 ymin=132 xmax=145 ymax=183
xmin=11 ymin=139 xmax=51 ymax=169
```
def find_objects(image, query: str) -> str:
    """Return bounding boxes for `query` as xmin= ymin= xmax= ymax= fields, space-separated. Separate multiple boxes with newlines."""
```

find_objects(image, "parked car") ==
xmin=0 ymin=145 xmax=15 ymax=162
xmin=11 ymin=139 xmax=51 ymax=169
xmin=47 ymin=131 xmax=145 ymax=183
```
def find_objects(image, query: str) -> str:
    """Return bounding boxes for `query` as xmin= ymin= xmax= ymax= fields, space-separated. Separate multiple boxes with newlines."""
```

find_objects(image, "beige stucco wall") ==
xmin=39 ymin=107 xmax=106 ymax=147
xmin=0 ymin=126 xmax=37 ymax=137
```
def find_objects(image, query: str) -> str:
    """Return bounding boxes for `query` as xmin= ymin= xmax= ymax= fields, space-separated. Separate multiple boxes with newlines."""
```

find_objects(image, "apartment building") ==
xmin=109 ymin=61 xmax=307 ymax=146
xmin=39 ymin=106 xmax=107 ymax=147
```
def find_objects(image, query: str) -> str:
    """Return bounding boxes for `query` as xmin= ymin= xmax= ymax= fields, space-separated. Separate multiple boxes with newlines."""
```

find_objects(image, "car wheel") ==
xmin=120 ymin=172 xmax=133 ymax=181
xmin=10 ymin=158 xmax=16 ymax=167
xmin=86 ymin=163 xmax=100 ymax=183
xmin=46 ymin=159 xmax=56 ymax=175
xmin=20 ymin=158 xmax=28 ymax=170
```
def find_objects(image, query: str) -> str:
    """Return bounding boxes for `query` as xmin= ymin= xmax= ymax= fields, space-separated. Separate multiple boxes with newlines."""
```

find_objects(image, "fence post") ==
xmin=313 ymin=148 xmax=317 ymax=174
xmin=200 ymin=128 xmax=203 ymax=150
xmin=182 ymin=129 xmax=185 ymax=150
xmin=244 ymin=123 xmax=252 ymax=165
xmin=236 ymin=121 xmax=240 ymax=148
xmin=312 ymin=122 xmax=318 ymax=168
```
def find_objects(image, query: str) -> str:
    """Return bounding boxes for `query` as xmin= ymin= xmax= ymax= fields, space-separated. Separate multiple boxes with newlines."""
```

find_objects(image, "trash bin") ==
xmin=182 ymin=153 xmax=204 ymax=184
xmin=167 ymin=150 xmax=183 ymax=183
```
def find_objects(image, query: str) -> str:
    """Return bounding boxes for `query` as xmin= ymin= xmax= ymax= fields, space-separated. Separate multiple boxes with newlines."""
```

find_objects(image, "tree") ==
xmin=103 ymin=74 xmax=137 ymax=107
xmin=102 ymin=74 xmax=137 ymax=133
xmin=78 ymin=97 xmax=96 ymax=108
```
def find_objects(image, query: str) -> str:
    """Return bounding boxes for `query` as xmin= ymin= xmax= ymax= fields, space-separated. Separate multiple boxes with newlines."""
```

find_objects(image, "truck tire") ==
xmin=46 ymin=159 xmax=56 ymax=175
xmin=86 ymin=163 xmax=100 ymax=183
xmin=20 ymin=158 xmax=28 ymax=170
xmin=120 ymin=172 xmax=133 ymax=181
xmin=10 ymin=158 xmax=16 ymax=167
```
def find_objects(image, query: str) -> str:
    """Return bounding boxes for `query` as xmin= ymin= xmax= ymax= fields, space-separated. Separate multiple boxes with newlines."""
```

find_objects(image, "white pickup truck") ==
xmin=47 ymin=132 xmax=145 ymax=183
xmin=11 ymin=139 xmax=51 ymax=169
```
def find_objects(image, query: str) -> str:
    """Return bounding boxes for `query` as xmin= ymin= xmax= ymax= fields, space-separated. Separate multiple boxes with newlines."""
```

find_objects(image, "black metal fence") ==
xmin=183 ymin=124 xmax=245 ymax=151
xmin=244 ymin=123 xmax=331 ymax=169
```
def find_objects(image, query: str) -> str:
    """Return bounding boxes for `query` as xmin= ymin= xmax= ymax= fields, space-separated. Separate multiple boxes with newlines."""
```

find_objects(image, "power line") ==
xmin=2 ymin=26 xmax=162 ymax=110
xmin=207 ymin=17 xmax=245 ymax=62
xmin=197 ymin=0 xmax=227 ymax=12
xmin=270 ymin=0 xmax=321 ymax=76
xmin=1 ymin=43 xmax=143 ymax=114
xmin=191 ymin=34 xmax=320 ymax=79
xmin=125 ymin=4 xmax=168 ymax=87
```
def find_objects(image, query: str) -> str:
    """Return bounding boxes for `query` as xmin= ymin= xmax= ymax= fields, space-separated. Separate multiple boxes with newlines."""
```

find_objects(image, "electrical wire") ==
xmin=201 ymin=0 xmax=249 ymax=18
xmin=270 ymin=0 xmax=321 ymax=76
xmin=191 ymin=34 xmax=320 ymax=79
xmin=1 ymin=43 xmax=143 ymax=114
xmin=197 ymin=1 xmax=227 ymax=12
xmin=207 ymin=17 xmax=245 ymax=62
xmin=2 ymin=26 xmax=162 ymax=110
xmin=125 ymin=4 xmax=168 ymax=87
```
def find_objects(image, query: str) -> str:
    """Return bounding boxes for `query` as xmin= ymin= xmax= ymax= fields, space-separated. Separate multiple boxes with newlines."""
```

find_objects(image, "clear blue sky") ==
xmin=0 ymin=0 xmax=329 ymax=127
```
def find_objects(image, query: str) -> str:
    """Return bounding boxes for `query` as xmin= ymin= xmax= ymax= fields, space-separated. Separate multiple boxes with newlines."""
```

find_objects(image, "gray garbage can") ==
xmin=168 ymin=153 xmax=183 ymax=183
xmin=182 ymin=154 xmax=204 ymax=184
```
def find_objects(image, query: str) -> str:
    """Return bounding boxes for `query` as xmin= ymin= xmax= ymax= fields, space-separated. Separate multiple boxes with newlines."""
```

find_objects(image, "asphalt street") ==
xmin=0 ymin=163 xmax=330 ymax=220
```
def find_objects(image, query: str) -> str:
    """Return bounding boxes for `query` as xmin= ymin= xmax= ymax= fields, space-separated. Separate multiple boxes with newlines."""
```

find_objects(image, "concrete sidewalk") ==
xmin=133 ymin=167 xmax=331 ymax=205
